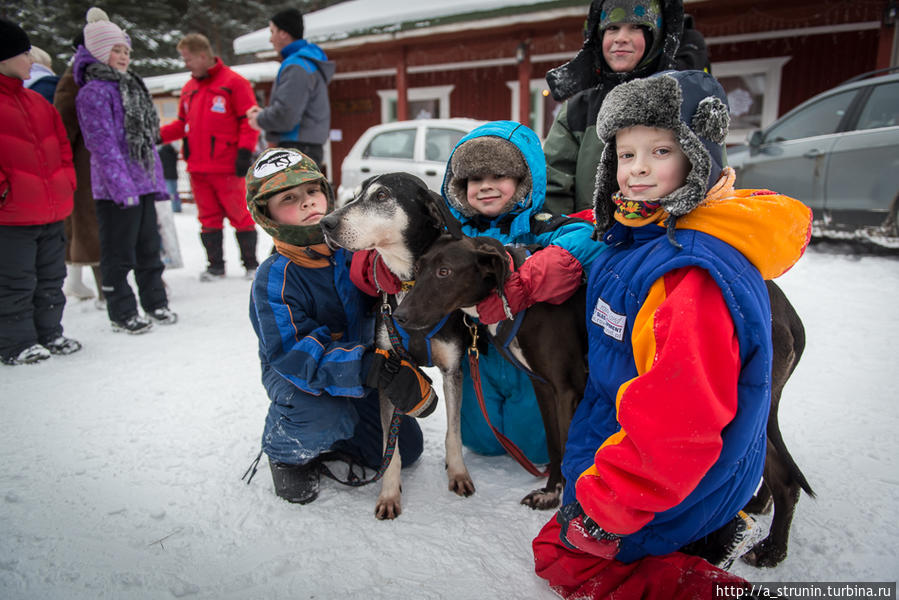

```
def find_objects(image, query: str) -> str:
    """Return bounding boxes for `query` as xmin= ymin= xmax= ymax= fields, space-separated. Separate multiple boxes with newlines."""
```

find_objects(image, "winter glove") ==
xmin=556 ymin=501 xmax=621 ymax=559
xmin=350 ymin=249 xmax=404 ymax=296
xmin=476 ymin=245 xmax=583 ymax=324
xmin=366 ymin=348 xmax=437 ymax=418
xmin=235 ymin=148 xmax=253 ymax=176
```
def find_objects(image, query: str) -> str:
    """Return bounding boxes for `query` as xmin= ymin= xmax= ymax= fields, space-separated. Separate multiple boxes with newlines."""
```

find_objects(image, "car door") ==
xmin=736 ymin=89 xmax=859 ymax=212
xmin=346 ymin=126 xmax=418 ymax=192
xmin=824 ymin=80 xmax=899 ymax=225
xmin=411 ymin=126 xmax=469 ymax=193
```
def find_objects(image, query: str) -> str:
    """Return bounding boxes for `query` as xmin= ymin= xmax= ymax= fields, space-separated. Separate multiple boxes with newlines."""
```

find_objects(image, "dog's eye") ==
xmin=376 ymin=190 xmax=388 ymax=201
xmin=436 ymin=267 xmax=452 ymax=278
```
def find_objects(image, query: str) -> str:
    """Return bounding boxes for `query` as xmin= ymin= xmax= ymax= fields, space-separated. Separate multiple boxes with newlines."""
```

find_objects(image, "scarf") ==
xmin=84 ymin=62 xmax=159 ymax=177
xmin=273 ymin=240 xmax=333 ymax=267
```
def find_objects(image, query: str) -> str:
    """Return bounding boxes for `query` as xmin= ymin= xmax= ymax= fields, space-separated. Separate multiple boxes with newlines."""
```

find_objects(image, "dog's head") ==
xmin=393 ymin=234 xmax=511 ymax=330
xmin=320 ymin=173 xmax=463 ymax=279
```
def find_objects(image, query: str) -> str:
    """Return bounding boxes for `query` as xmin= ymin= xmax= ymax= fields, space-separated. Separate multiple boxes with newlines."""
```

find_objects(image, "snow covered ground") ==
xmin=2 ymin=204 xmax=898 ymax=599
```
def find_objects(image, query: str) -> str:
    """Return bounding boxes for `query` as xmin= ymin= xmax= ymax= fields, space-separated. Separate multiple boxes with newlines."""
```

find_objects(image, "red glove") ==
xmin=557 ymin=502 xmax=621 ymax=559
xmin=350 ymin=249 xmax=403 ymax=296
xmin=475 ymin=245 xmax=583 ymax=324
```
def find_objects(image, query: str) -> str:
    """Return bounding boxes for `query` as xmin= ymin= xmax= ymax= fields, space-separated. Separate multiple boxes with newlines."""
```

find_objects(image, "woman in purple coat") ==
xmin=74 ymin=7 xmax=176 ymax=334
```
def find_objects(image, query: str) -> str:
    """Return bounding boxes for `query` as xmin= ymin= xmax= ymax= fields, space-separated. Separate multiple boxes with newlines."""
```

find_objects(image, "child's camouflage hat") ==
xmin=245 ymin=148 xmax=334 ymax=246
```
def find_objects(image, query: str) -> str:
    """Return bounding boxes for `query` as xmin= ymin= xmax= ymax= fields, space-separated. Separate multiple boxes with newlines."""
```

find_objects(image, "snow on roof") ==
xmin=233 ymin=0 xmax=574 ymax=55
xmin=144 ymin=61 xmax=281 ymax=95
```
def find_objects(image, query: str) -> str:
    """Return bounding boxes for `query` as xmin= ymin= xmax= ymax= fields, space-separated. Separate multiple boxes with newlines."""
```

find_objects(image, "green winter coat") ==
xmin=543 ymin=0 xmax=685 ymax=215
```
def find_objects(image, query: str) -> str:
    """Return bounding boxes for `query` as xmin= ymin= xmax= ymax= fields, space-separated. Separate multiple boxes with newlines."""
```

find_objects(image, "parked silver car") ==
xmin=728 ymin=69 xmax=899 ymax=245
xmin=337 ymin=118 xmax=486 ymax=205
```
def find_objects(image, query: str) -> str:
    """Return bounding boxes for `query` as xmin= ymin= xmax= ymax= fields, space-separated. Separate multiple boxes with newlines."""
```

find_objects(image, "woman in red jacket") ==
xmin=0 ymin=18 xmax=80 ymax=365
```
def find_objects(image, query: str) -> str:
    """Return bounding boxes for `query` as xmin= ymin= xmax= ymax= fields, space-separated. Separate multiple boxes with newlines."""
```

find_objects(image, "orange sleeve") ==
xmin=576 ymin=266 xmax=741 ymax=534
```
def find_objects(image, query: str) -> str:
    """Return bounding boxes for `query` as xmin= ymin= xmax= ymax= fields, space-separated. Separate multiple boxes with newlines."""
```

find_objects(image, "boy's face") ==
xmin=267 ymin=181 xmax=327 ymax=226
xmin=615 ymin=126 xmax=690 ymax=201
xmin=466 ymin=174 xmax=518 ymax=218
xmin=0 ymin=50 xmax=33 ymax=80
xmin=602 ymin=23 xmax=646 ymax=73
xmin=107 ymin=44 xmax=131 ymax=73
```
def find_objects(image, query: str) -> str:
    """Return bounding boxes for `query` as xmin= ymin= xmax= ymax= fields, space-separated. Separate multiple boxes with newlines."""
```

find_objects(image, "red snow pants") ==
xmin=533 ymin=517 xmax=750 ymax=600
xmin=189 ymin=172 xmax=255 ymax=233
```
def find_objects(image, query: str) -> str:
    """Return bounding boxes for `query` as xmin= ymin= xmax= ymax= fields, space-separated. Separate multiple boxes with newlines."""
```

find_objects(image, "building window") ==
xmin=377 ymin=85 xmax=454 ymax=123
xmin=506 ymin=79 xmax=561 ymax=139
xmin=712 ymin=57 xmax=791 ymax=145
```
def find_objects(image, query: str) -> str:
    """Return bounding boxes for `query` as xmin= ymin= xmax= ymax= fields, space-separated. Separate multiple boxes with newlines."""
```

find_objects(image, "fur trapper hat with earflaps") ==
xmin=445 ymin=136 xmax=532 ymax=218
xmin=592 ymin=69 xmax=730 ymax=241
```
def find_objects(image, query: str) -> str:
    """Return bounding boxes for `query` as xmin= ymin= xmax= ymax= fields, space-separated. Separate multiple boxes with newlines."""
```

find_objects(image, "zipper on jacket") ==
xmin=210 ymin=135 xmax=215 ymax=159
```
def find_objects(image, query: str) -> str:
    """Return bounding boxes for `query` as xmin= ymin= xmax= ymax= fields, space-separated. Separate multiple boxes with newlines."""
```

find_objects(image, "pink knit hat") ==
xmin=83 ymin=7 xmax=130 ymax=64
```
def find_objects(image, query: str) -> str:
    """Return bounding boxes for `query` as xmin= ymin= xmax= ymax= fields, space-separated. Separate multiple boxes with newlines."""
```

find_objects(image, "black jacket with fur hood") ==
xmin=543 ymin=0 xmax=684 ymax=215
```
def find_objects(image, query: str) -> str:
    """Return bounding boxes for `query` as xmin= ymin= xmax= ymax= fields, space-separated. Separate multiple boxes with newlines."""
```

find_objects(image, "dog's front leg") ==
xmin=442 ymin=366 xmax=475 ymax=496
xmin=375 ymin=393 xmax=403 ymax=519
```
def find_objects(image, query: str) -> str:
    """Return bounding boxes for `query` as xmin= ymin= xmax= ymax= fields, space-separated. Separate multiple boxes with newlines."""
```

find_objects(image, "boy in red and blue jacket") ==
xmin=533 ymin=70 xmax=812 ymax=598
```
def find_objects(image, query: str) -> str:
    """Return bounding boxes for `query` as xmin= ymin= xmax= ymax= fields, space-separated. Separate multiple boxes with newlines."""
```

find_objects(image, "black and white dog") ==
xmin=320 ymin=173 xmax=474 ymax=519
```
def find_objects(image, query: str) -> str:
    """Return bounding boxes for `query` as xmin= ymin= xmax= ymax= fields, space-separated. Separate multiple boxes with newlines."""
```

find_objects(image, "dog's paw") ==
xmin=520 ymin=483 xmax=562 ymax=510
xmin=375 ymin=495 xmax=402 ymax=520
xmin=741 ymin=538 xmax=787 ymax=568
xmin=447 ymin=472 xmax=476 ymax=497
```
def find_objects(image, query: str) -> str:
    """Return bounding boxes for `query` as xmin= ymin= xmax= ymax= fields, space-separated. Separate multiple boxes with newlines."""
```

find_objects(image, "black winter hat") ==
xmin=271 ymin=8 xmax=304 ymax=41
xmin=0 ymin=18 xmax=31 ymax=62
xmin=592 ymin=69 xmax=730 ymax=236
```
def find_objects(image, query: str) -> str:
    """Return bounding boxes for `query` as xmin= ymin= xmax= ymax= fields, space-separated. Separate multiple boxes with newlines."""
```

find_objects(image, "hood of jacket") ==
xmin=441 ymin=121 xmax=546 ymax=240
xmin=72 ymin=44 xmax=100 ymax=88
xmin=546 ymin=0 xmax=683 ymax=102
xmin=281 ymin=39 xmax=335 ymax=83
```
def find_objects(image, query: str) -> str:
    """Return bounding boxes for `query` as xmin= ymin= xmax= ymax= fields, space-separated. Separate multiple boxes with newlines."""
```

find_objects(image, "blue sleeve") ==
xmin=535 ymin=219 xmax=607 ymax=272
xmin=251 ymin=258 xmax=370 ymax=398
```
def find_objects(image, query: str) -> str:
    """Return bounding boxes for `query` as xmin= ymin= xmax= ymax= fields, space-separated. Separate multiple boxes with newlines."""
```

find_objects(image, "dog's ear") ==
xmin=472 ymin=237 xmax=510 ymax=289
xmin=423 ymin=189 xmax=464 ymax=240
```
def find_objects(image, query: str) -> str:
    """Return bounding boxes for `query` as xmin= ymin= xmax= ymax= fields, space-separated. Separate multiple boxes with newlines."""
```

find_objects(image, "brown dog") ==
xmin=393 ymin=233 xmax=813 ymax=566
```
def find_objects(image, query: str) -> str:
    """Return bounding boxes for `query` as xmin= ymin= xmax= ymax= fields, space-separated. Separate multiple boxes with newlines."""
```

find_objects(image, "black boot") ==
xmin=235 ymin=229 xmax=258 ymax=278
xmin=269 ymin=458 xmax=321 ymax=504
xmin=199 ymin=230 xmax=225 ymax=281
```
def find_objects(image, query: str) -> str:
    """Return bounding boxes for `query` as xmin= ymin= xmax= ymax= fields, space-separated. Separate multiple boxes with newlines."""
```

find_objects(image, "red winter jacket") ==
xmin=160 ymin=58 xmax=259 ymax=174
xmin=0 ymin=73 xmax=75 ymax=226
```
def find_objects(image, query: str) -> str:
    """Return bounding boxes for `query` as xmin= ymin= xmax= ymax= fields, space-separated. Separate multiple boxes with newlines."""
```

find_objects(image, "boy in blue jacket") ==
xmin=246 ymin=148 xmax=423 ymax=504
xmin=353 ymin=121 xmax=604 ymax=469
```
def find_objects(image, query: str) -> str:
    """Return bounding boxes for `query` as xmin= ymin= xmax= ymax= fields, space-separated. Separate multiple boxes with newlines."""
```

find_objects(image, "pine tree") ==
xmin=1 ymin=0 xmax=346 ymax=76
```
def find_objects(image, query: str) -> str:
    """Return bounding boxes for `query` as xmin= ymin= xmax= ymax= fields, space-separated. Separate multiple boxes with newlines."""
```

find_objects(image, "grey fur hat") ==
xmin=592 ymin=69 xmax=730 ymax=236
xmin=446 ymin=136 xmax=531 ymax=217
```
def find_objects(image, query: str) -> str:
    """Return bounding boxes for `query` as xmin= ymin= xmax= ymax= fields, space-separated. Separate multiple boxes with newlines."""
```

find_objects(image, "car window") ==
xmin=425 ymin=128 xmax=467 ymax=163
xmin=856 ymin=81 xmax=899 ymax=131
xmin=764 ymin=90 xmax=856 ymax=143
xmin=363 ymin=129 xmax=416 ymax=160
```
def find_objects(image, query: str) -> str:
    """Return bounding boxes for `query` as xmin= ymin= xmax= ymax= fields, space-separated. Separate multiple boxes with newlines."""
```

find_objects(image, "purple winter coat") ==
xmin=73 ymin=46 xmax=166 ymax=207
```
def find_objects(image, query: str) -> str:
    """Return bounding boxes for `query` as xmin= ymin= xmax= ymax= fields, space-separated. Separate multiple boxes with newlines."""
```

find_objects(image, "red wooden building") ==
xmin=148 ymin=0 xmax=896 ymax=188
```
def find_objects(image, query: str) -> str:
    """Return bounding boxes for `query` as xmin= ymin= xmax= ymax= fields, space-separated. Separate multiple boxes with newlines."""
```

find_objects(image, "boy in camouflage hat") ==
xmin=246 ymin=148 xmax=424 ymax=504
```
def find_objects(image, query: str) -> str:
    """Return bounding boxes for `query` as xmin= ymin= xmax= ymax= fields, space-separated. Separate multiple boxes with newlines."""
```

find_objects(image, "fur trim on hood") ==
xmin=592 ymin=69 xmax=729 ymax=236
xmin=546 ymin=0 xmax=683 ymax=102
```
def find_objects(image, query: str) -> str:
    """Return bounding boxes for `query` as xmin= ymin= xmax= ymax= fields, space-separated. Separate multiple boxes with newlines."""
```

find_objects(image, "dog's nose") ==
xmin=319 ymin=214 xmax=337 ymax=232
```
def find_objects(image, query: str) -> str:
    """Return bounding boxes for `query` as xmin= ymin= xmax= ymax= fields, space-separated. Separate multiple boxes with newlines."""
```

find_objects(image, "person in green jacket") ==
xmin=542 ymin=0 xmax=685 ymax=216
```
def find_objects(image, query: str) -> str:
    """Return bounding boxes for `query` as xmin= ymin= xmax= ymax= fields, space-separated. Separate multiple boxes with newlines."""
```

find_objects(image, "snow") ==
xmin=233 ymin=0 xmax=572 ymax=54
xmin=2 ymin=206 xmax=898 ymax=599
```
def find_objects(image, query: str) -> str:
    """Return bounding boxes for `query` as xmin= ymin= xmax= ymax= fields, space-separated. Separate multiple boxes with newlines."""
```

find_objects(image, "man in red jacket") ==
xmin=160 ymin=33 xmax=260 ymax=281
xmin=0 ymin=18 xmax=81 ymax=365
